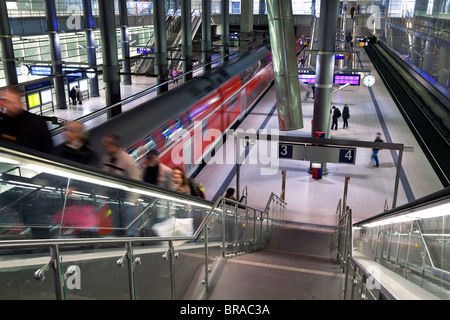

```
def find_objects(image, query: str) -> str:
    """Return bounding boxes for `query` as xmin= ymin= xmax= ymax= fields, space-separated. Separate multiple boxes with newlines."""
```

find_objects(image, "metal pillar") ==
xmin=119 ymin=0 xmax=132 ymax=85
xmin=201 ymin=0 xmax=212 ymax=72
xmin=267 ymin=0 xmax=304 ymax=131
xmin=422 ymin=40 xmax=436 ymax=76
xmin=181 ymin=0 xmax=193 ymax=82
xmin=44 ymin=0 xmax=66 ymax=109
xmin=0 ymin=1 xmax=18 ymax=86
xmin=240 ymin=0 xmax=254 ymax=49
xmin=154 ymin=0 xmax=168 ymax=95
xmin=82 ymin=0 xmax=99 ymax=97
xmin=98 ymin=0 xmax=122 ymax=118
xmin=221 ymin=0 xmax=230 ymax=62
xmin=410 ymin=36 xmax=422 ymax=67
xmin=312 ymin=0 xmax=339 ymax=137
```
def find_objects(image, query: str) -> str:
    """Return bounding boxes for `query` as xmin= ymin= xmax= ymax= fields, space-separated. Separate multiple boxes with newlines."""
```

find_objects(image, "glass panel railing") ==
xmin=0 ymin=142 xmax=287 ymax=300
xmin=340 ymin=187 xmax=450 ymax=300
xmin=0 ymin=143 xmax=212 ymax=242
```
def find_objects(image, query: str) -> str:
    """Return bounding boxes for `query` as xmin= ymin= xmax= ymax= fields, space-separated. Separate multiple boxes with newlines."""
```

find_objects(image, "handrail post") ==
xmin=204 ymin=221 xmax=209 ymax=291
xmin=234 ymin=202 xmax=238 ymax=255
xmin=126 ymin=241 xmax=136 ymax=300
xmin=168 ymin=240 xmax=176 ymax=300
xmin=50 ymin=245 xmax=65 ymax=300
xmin=221 ymin=199 xmax=226 ymax=257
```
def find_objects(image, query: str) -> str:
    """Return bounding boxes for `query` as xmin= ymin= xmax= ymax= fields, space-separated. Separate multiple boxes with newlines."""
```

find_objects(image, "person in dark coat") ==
xmin=69 ymin=87 xmax=77 ymax=105
xmin=342 ymin=104 xmax=350 ymax=128
xmin=0 ymin=87 xmax=54 ymax=154
xmin=331 ymin=106 xmax=341 ymax=130
xmin=371 ymin=132 xmax=384 ymax=168
xmin=54 ymin=121 xmax=99 ymax=167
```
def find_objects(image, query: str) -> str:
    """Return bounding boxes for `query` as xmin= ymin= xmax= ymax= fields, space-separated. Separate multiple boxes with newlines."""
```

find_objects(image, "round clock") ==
xmin=20 ymin=65 xmax=30 ymax=75
xmin=363 ymin=74 xmax=376 ymax=87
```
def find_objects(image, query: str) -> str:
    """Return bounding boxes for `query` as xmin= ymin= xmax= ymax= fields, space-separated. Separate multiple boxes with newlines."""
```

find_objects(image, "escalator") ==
xmin=0 ymin=141 xmax=286 ymax=300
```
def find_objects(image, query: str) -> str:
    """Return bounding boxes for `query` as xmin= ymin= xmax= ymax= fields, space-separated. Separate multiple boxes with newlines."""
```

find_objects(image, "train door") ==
xmin=239 ymin=88 xmax=246 ymax=120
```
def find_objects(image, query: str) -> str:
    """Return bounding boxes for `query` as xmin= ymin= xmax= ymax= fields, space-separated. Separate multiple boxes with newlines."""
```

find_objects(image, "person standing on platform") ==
xmin=371 ymin=132 xmax=384 ymax=168
xmin=101 ymin=133 xmax=142 ymax=181
xmin=171 ymin=69 xmax=179 ymax=83
xmin=342 ymin=104 xmax=350 ymax=128
xmin=0 ymin=87 xmax=54 ymax=154
xmin=331 ymin=106 xmax=341 ymax=130
xmin=69 ymin=87 xmax=77 ymax=105
xmin=76 ymin=86 xmax=83 ymax=105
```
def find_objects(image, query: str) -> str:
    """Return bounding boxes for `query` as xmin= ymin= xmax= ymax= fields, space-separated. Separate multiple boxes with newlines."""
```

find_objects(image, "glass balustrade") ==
xmin=0 ymin=142 xmax=286 ymax=299
xmin=338 ymin=188 xmax=450 ymax=300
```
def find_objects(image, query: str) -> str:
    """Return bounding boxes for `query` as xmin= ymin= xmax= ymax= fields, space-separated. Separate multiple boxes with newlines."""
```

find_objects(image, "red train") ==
xmin=89 ymin=45 xmax=274 ymax=177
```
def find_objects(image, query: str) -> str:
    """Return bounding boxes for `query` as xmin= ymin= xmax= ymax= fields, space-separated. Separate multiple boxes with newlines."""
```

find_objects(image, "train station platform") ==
xmin=194 ymin=45 xmax=444 ymax=228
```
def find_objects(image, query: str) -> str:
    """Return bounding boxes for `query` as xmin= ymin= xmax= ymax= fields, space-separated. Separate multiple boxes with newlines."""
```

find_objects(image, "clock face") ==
xmin=363 ymin=74 xmax=376 ymax=87
xmin=20 ymin=65 xmax=30 ymax=75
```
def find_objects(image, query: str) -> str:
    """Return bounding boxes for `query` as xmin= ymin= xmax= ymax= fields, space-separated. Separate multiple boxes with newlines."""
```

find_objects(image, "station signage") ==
xmin=30 ymin=66 xmax=52 ymax=76
xmin=278 ymin=143 xmax=356 ymax=165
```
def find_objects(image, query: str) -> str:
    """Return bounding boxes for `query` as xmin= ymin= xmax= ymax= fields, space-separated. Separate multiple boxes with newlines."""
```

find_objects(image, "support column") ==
xmin=221 ymin=0 xmax=230 ymax=62
xmin=82 ymin=0 xmax=99 ymax=97
xmin=267 ymin=0 xmax=304 ymax=131
xmin=312 ymin=0 xmax=339 ymax=137
xmin=154 ymin=0 xmax=168 ymax=95
xmin=0 ymin=1 xmax=18 ymax=86
xmin=44 ymin=0 xmax=66 ymax=109
xmin=422 ymin=40 xmax=436 ymax=76
xmin=98 ymin=0 xmax=122 ymax=118
xmin=119 ymin=0 xmax=132 ymax=85
xmin=201 ymin=0 xmax=212 ymax=72
xmin=436 ymin=47 xmax=449 ymax=88
xmin=410 ymin=36 xmax=422 ymax=67
xmin=181 ymin=0 xmax=193 ymax=82
xmin=240 ymin=0 xmax=254 ymax=49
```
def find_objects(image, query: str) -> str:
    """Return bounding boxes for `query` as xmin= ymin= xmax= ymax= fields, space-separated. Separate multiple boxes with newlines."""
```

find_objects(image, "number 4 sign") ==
xmin=339 ymin=148 xmax=356 ymax=164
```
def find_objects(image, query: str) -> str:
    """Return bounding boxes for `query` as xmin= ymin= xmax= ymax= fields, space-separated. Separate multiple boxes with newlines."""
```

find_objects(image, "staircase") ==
xmin=207 ymin=223 xmax=344 ymax=300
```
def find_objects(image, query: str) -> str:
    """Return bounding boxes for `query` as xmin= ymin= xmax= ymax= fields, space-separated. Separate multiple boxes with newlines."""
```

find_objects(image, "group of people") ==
xmin=0 ymin=87 xmax=206 ymax=200
xmin=69 ymin=86 xmax=83 ymax=105
xmin=331 ymin=104 xmax=350 ymax=130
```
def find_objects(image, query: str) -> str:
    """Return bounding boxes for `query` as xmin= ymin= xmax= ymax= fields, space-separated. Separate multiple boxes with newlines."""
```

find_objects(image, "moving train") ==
xmin=88 ymin=45 xmax=274 ymax=177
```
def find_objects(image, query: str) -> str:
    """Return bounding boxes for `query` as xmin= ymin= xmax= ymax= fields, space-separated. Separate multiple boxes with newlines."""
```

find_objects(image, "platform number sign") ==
xmin=339 ymin=148 xmax=356 ymax=164
xmin=278 ymin=143 xmax=294 ymax=159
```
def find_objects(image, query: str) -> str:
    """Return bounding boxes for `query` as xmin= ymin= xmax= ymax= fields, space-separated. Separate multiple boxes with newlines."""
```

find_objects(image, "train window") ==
xmin=227 ymin=94 xmax=239 ymax=112
xmin=202 ymin=118 xmax=208 ymax=138
xmin=129 ymin=137 xmax=156 ymax=164
xmin=162 ymin=118 xmax=183 ymax=142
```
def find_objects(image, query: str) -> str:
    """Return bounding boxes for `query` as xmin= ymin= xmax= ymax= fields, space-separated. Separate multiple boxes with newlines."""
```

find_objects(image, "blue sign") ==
xmin=30 ymin=66 xmax=52 ymax=76
xmin=62 ymin=67 xmax=83 ymax=78
xmin=279 ymin=143 xmax=294 ymax=159
xmin=339 ymin=148 xmax=356 ymax=164
xmin=24 ymin=80 xmax=52 ymax=92
xmin=137 ymin=47 xmax=154 ymax=54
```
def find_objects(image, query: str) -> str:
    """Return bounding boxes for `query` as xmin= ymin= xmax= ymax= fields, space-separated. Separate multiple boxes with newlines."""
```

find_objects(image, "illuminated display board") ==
xmin=298 ymin=74 xmax=361 ymax=86
xmin=30 ymin=66 xmax=52 ymax=76
xmin=27 ymin=93 xmax=41 ymax=109
xmin=63 ymin=67 xmax=83 ymax=78
xmin=334 ymin=74 xmax=361 ymax=85
xmin=298 ymin=74 xmax=316 ymax=84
